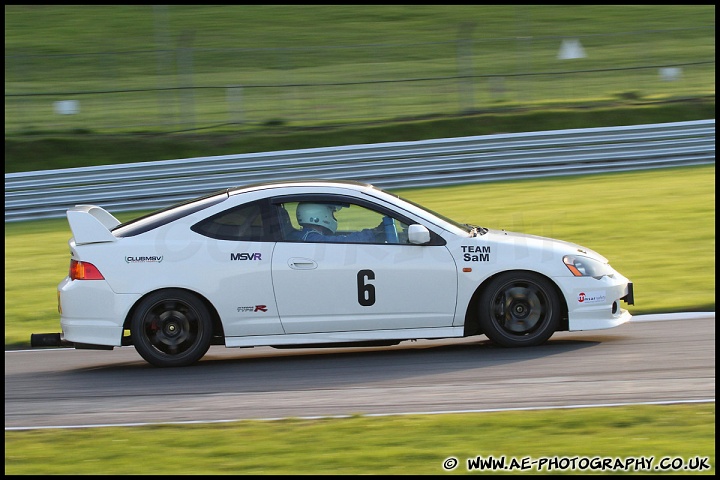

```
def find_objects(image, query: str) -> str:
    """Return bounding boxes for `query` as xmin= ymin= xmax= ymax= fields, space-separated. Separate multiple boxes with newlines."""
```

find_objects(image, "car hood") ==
xmin=483 ymin=228 xmax=608 ymax=263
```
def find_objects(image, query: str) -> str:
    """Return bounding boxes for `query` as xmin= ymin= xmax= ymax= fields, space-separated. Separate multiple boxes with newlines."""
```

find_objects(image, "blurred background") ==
xmin=3 ymin=11 xmax=715 ymax=473
xmin=4 ymin=5 xmax=715 ymax=135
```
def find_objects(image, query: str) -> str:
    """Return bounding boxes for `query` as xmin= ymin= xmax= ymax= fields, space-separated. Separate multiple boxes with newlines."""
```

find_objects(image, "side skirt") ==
xmin=224 ymin=327 xmax=465 ymax=348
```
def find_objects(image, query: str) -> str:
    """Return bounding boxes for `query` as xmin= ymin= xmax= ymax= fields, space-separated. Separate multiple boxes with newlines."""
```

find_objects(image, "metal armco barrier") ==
xmin=4 ymin=119 xmax=715 ymax=222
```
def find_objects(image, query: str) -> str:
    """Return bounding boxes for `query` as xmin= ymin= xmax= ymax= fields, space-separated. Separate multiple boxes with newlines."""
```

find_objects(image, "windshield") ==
xmin=368 ymin=186 xmax=485 ymax=236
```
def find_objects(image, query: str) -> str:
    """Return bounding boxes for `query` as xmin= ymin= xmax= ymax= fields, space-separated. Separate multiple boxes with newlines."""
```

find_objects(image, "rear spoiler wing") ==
xmin=67 ymin=205 xmax=120 ymax=245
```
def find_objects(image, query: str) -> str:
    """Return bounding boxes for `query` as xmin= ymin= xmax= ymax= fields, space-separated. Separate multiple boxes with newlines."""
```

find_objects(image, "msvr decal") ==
xmin=231 ymin=252 xmax=262 ymax=261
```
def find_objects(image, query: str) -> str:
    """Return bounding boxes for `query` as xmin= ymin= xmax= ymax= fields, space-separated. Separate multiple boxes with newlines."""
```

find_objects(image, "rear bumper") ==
xmin=57 ymin=277 xmax=139 ymax=347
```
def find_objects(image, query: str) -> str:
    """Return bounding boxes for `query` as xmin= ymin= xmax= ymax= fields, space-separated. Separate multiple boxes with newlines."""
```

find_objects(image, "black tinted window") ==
xmin=113 ymin=191 xmax=228 ymax=237
xmin=191 ymin=200 xmax=271 ymax=241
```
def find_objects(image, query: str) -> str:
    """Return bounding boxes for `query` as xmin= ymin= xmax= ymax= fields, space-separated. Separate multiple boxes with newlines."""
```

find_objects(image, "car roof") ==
xmin=227 ymin=179 xmax=376 ymax=197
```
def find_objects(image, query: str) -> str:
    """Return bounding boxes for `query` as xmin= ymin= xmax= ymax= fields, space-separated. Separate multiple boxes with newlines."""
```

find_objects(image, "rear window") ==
xmin=112 ymin=190 xmax=229 ymax=237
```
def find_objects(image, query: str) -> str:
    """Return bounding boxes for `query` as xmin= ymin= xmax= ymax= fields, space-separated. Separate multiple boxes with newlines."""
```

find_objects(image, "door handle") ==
xmin=288 ymin=257 xmax=318 ymax=270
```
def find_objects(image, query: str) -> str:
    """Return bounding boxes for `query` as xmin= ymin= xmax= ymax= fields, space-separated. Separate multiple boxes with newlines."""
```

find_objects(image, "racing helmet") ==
xmin=296 ymin=203 xmax=339 ymax=234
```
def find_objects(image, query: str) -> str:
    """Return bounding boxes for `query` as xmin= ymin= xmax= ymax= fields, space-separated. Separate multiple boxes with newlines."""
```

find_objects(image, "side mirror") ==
xmin=407 ymin=224 xmax=431 ymax=244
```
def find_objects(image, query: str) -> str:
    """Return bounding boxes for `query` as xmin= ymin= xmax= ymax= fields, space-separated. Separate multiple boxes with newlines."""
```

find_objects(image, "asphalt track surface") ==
xmin=5 ymin=314 xmax=715 ymax=430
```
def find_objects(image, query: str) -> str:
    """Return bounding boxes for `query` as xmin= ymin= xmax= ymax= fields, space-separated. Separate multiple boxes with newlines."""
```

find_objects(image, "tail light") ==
xmin=69 ymin=260 xmax=105 ymax=280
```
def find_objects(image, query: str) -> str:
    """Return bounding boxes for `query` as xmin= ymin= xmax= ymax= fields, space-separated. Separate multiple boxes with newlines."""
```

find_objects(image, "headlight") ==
xmin=563 ymin=255 xmax=614 ymax=278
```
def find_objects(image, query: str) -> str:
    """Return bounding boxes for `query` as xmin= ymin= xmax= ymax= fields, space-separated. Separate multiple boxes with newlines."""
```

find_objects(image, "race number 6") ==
xmin=357 ymin=269 xmax=375 ymax=306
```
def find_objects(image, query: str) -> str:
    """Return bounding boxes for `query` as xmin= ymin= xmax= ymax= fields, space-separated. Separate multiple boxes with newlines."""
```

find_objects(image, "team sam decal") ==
xmin=462 ymin=245 xmax=490 ymax=262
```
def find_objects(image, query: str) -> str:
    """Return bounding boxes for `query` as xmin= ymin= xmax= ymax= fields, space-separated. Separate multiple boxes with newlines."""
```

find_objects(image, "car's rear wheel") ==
xmin=131 ymin=289 xmax=212 ymax=367
xmin=478 ymin=272 xmax=560 ymax=347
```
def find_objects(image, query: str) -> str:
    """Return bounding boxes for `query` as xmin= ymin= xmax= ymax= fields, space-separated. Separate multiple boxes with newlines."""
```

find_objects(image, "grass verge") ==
xmin=4 ymin=403 xmax=715 ymax=474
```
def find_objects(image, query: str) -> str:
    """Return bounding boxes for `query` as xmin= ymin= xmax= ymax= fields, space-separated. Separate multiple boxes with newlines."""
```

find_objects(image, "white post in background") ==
xmin=456 ymin=22 xmax=476 ymax=113
xmin=557 ymin=39 xmax=587 ymax=60
xmin=227 ymin=85 xmax=244 ymax=125
xmin=177 ymin=30 xmax=196 ymax=129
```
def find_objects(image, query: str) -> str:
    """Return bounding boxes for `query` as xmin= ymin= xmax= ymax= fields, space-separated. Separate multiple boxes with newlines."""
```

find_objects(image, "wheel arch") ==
xmin=463 ymin=269 xmax=569 ymax=337
xmin=122 ymin=287 xmax=225 ymax=345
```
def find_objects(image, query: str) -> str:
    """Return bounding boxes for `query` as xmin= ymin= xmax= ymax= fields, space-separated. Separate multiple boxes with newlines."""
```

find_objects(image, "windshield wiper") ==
xmin=464 ymin=224 xmax=488 ymax=236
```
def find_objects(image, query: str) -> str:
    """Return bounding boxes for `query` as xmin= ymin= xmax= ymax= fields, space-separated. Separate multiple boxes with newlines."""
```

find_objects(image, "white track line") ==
xmin=5 ymin=399 xmax=715 ymax=431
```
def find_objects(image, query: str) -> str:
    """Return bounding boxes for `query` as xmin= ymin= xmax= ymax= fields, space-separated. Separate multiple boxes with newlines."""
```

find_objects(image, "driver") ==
xmin=288 ymin=202 xmax=386 ymax=243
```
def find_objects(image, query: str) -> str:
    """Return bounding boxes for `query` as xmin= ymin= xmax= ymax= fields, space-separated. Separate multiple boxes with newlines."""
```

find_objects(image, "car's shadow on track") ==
xmin=54 ymin=335 xmax=632 ymax=397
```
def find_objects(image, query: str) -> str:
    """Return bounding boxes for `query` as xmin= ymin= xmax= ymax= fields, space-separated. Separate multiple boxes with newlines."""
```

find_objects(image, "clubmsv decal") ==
xmin=125 ymin=256 xmax=163 ymax=263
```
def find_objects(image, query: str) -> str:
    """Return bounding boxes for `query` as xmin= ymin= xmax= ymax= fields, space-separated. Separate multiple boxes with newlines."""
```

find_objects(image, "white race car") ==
xmin=33 ymin=180 xmax=634 ymax=367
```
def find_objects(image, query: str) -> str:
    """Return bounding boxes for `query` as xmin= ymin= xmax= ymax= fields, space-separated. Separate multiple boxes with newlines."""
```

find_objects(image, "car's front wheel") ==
xmin=131 ymin=289 xmax=213 ymax=367
xmin=478 ymin=272 xmax=561 ymax=347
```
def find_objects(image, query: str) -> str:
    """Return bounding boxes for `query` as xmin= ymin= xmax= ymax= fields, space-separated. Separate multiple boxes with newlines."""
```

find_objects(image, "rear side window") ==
xmin=191 ymin=200 xmax=272 ymax=241
xmin=113 ymin=191 xmax=228 ymax=238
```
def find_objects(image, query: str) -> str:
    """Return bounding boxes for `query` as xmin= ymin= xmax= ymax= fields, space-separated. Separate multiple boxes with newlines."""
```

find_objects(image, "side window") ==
xmin=276 ymin=204 xmax=299 ymax=239
xmin=280 ymin=200 xmax=409 ymax=244
xmin=336 ymin=203 xmax=386 ymax=233
xmin=191 ymin=200 xmax=270 ymax=241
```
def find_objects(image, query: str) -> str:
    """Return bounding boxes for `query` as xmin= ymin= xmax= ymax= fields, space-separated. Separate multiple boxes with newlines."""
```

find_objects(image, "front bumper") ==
xmin=557 ymin=274 xmax=634 ymax=331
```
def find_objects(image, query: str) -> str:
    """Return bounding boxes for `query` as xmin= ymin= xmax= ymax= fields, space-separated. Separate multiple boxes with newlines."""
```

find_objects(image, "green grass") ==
xmin=4 ymin=6 xmax=715 ymax=134
xmin=4 ymin=164 xmax=715 ymax=348
xmin=5 ymin=5 xmax=714 ymax=52
xmin=4 ymin=404 xmax=715 ymax=474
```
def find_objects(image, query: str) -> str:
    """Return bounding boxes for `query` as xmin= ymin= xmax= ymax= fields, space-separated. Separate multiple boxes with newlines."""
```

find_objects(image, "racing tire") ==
xmin=131 ymin=289 xmax=213 ymax=367
xmin=478 ymin=272 xmax=561 ymax=347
